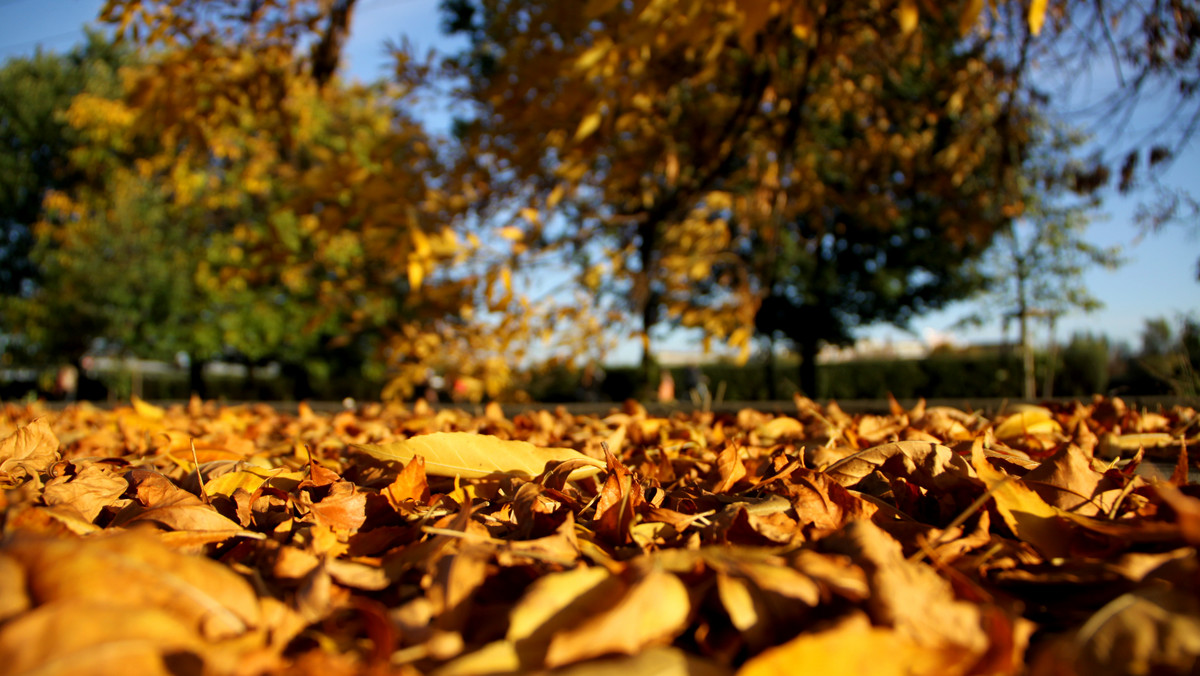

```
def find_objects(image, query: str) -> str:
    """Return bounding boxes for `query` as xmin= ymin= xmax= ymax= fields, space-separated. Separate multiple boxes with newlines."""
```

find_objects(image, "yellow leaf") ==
xmin=0 ymin=419 xmax=60 ymax=485
xmin=508 ymin=566 xmax=614 ymax=642
xmin=574 ymin=39 xmax=611 ymax=72
xmin=408 ymin=260 xmax=424 ymax=290
xmin=544 ymin=567 xmax=691 ymax=667
xmin=132 ymin=395 xmax=165 ymax=420
xmin=994 ymin=406 xmax=1061 ymax=440
xmin=499 ymin=225 xmax=525 ymax=241
xmin=574 ymin=111 xmax=602 ymax=142
xmin=204 ymin=467 xmax=304 ymax=498
xmin=1028 ymin=0 xmax=1047 ymax=35
xmin=970 ymin=443 xmax=1069 ymax=558
xmin=897 ymin=0 xmax=919 ymax=34
xmin=754 ymin=417 xmax=803 ymax=444
xmin=738 ymin=612 xmax=960 ymax=676
xmin=352 ymin=432 xmax=605 ymax=480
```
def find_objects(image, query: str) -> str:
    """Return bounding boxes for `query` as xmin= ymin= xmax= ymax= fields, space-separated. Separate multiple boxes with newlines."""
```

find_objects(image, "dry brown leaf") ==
xmin=713 ymin=443 xmax=748 ymax=493
xmin=354 ymin=432 xmax=605 ymax=479
xmin=0 ymin=602 xmax=205 ymax=676
xmin=971 ymin=444 xmax=1072 ymax=558
xmin=1024 ymin=443 xmax=1120 ymax=516
xmin=737 ymin=612 xmax=973 ymax=676
xmin=0 ymin=418 xmax=60 ymax=487
xmin=753 ymin=417 xmax=803 ymax=445
xmin=820 ymin=520 xmax=991 ymax=672
xmin=540 ymin=646 xmax=732 ymax=676
xmin=113 ymin=469 xmax=244 ymax=533
xmin=384 ymin=453 xmax=432 ymax=508
xmin=301 ymin=480 xmax=368 ymax=532
xmin=821 ymin=440 xmax=973 ymax=488
xmin=544 ymin=566 xmax=690 ymax=667
xmin=41 ymin=462 xmax=128 ymax=522
xmin=5 ymin=532 xmax=261 ymax=640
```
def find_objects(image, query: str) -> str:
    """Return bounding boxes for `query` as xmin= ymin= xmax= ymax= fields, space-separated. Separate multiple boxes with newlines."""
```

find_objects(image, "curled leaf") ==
xmin=0 ymin=419 xmax=60 ymax=486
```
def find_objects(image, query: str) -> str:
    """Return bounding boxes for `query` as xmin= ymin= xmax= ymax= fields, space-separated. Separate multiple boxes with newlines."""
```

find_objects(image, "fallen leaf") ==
xmin=384 ymin=454 xmax=431 ymax=508
xmin=543 ymin=646 xmax=732 ymax=676
xmin=5 ymin=531 xmax=261 ymax=640
xmin=354 ymin=432 xmax=605 ymax=479
xmin=41 ymin=462 xmax=128 ymax=522
xmin=0 ymin=602 xmax=205 ymax=676
xmin=994 ymin=406 xmax=1062 ymax=441
xmin=821 ymin=440 xmax=973 ymax=488
xmin=820 ymin=519 xmax=990 ymax=671
xmin=971 ymin=444 xmax=1072 ymax=558
xmin=112 ymin=469 xmax=244 ymax=533
xmin=738 ymin=612 xmax=972 ymax=676
xmin=544 ymin=566 xmax=690 ymax=667
xmin=0 ymin=418 xmax=60 ymax=486
xmin=754 ymin=417 xmax=803 ymax=445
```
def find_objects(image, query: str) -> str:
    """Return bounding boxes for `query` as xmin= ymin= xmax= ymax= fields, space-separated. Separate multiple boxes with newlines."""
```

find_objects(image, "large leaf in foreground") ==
xmin=353 ymin=432 xmax=605 ymax=480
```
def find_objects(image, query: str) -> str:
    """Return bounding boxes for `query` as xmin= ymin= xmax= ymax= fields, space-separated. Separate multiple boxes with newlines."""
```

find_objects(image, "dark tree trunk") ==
xmin=283 ymin=361 xmax=314 ymax=401
xmin=765 ymin=334 xmax=778 ymax=400
xmin=189 ymin=358 xmax=207 ymax=400
xmin=798 ymin=336 xmax=820 ymax=398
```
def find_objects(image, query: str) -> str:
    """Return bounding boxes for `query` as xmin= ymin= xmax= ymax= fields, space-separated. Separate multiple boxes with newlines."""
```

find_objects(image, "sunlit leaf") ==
xmin=573 ymin=111 xmax=602 ymax=142
xmin=353 ymin=432 xmax=605 ymax=479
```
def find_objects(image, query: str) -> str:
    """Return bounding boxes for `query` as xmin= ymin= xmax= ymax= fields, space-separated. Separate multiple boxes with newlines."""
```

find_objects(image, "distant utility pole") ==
xmin=1006 ymin=305 xmax=1059 ymax=400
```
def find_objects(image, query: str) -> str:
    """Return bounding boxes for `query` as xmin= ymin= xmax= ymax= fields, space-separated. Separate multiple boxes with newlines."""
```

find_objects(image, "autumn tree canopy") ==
xmin=8 ymin=0 xmax=537 ymax=398
xmin=441 ymin=0 xmax=1044 ymax=382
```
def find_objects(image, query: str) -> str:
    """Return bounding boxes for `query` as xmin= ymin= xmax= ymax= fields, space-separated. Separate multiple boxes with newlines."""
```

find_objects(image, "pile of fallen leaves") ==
xmin=1 ymin=394 xmax=1198 ymax=676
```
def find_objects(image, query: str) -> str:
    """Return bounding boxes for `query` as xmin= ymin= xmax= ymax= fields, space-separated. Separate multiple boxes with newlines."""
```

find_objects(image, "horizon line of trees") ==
xmin=1 ymin=0 xmax=1197 ymax=402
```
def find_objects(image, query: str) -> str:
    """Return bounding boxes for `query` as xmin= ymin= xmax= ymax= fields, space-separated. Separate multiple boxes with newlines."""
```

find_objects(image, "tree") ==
xmin=747 ymin=6 xmax=1034 ymax=395
xmin=957 ymin=123 xmax=1124 ymax=399
xmin=14 ymin=0 xmax=493 ymax=399
xmin=0 ymin=32 xmax=129 ymax=299
xmin=443 ymin=0 xmax=1034 ymax=388
xmin=1023 ymin=1 xmax=1200 ymax=283
xmin=1134 ymin=315 xmax=1200 ymax=395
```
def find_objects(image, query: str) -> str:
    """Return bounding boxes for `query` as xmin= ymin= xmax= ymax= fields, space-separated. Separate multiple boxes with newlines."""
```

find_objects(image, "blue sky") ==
xmin=3 ymin=0 xmax=1196 ymax=361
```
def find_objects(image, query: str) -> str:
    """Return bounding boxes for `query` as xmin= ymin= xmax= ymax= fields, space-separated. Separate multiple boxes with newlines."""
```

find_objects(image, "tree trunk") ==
xmin=1042 ymin=315 xmax=1057 ymax=398
xmin=765 ymin=334 xmax=778 ymax=400
xmin=189 ymin=358 xmax=207 ymax=400
xmin=1020 ymin=309 xmax=1035 ymax=400
xmin=283 ymin=361 xmax=314 ymax=401
xmin=798 ymin=336 xmax=819 ymax=398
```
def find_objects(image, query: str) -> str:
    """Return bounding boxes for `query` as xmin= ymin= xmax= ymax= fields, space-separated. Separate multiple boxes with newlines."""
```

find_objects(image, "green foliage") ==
xmin=1055 ymin=333 xmax=1111 ymax=396
xmin=0 ymin=31 xmax=130 ymax=297
xmin=1123 ymin=316 xmax=1200 ymax=396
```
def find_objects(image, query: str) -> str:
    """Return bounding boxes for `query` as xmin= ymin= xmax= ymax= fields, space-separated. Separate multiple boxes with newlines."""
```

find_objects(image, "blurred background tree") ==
xmin=1 ymin=0 xmax=1196 ymax=402
xmin=8 ymin=0 xmax=489 ymax=398
xmin=0 ymin=31 xmax=128 ymax=306
xmin=442 ymin=0 xmax=1035 ymax=394
xmin=955 ymin=120 xmax=1125 ymax=398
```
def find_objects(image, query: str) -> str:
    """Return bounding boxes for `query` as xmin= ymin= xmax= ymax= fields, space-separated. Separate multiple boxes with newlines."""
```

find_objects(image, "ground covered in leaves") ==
xmin=1 ymin=395 xmax=1199 ymax=676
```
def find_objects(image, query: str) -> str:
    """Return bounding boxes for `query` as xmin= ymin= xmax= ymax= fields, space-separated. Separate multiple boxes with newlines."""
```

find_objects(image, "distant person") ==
xmin=55 ymin=364 xmax=78 ymax=402
xmin=657 ymin=370 xmax=675 ymax=402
